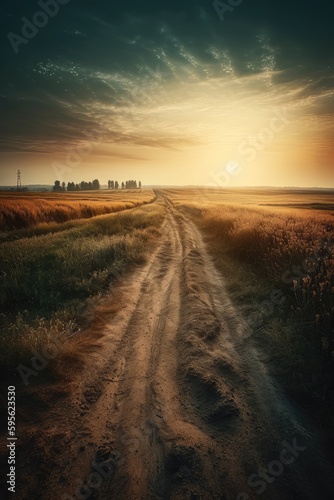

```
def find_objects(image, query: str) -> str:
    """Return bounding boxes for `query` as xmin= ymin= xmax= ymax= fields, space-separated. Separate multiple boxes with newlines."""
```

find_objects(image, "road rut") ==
xmin=5 ymin=192 xmax=334 ymax=500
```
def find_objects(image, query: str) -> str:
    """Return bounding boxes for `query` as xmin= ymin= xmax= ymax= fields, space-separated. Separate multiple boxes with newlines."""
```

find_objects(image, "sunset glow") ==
xmin=1 ymin=1 xmax=333 ymax=187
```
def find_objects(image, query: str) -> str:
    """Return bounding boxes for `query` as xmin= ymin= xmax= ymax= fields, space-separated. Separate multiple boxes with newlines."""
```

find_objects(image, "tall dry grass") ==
xmin=0 ymin=190 xmax=155 ymax=231
xmin=0 ymin=202 xmax=165 ymax=378
xmin=172 ymin=196 xmax=334 ymax=407
xmin=177 ymin=200 xmax=334 ymax=352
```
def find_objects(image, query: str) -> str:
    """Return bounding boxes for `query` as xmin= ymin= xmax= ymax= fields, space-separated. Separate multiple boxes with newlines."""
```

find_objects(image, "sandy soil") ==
xmin=1 ymin=192 xmax=334 ymax=500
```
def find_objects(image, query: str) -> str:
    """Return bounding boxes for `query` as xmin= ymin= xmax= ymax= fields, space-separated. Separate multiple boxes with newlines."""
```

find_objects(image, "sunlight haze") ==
xmin=0 ymin=0 xmax=333 ymax=187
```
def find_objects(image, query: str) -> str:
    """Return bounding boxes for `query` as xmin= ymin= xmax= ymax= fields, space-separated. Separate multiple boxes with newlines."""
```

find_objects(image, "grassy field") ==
xmin=165 ymin=188 xmax=334 ymax=402
xmin=1 ymin=187 xmax=334 ymax=408
xmin=0 ymin=189 xmax=155 ymax=232
xmin=0 ymin=195 xmax=165 ymax=381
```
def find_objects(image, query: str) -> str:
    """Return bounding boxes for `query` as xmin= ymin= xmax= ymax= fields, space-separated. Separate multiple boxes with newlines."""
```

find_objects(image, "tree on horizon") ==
xmin=92 ymin=179 xmax=100 ymax=190
xmin=52 ymin=180 xmax=65 ymax=192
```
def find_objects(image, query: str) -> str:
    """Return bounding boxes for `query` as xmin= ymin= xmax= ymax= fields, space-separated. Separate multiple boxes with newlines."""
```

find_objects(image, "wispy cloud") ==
xmin=1 ymin=0 xmax=333 ymax=186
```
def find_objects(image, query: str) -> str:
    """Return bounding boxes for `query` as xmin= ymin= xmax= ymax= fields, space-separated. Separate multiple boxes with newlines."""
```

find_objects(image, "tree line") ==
xmin=52 ymin=179 xmax=142 ymax=192
xmin=108 ymin=180 xmax=141 ymax=189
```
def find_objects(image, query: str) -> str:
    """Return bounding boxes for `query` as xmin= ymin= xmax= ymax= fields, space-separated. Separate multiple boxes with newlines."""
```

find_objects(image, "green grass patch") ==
xmin=0 ymin=202 xmax=165 ymax=378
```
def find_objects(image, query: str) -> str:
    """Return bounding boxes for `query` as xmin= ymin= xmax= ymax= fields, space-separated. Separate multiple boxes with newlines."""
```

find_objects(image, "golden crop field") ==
xmin=1 ymin=188 xmax=334 ymax=500
xmin=0 ymin=189 xmax=156 ymax=231
xmin=165 ymin=188 xmax=334 ymax=354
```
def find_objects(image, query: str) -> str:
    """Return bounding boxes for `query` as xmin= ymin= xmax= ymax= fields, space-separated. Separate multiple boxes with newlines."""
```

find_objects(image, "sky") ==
xmin=0 ymin=0 xmax=333 ymax=187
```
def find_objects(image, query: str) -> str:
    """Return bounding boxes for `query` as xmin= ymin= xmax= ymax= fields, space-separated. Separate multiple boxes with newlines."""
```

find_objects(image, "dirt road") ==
xmin=5 ymin=192 xmax=334 ymax=499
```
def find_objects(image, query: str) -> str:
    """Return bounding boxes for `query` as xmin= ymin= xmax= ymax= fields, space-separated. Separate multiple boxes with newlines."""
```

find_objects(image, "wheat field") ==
xmin=0 ymin=190 xmax=155 ymax=231
xmin=166 ymin=188 xmax=334 ymax=357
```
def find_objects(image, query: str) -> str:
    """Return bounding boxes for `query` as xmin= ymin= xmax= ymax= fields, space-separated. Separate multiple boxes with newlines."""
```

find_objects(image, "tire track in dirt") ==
xmin=7 ymin=191 xmax=334 ymax=500
xmin=159 ymin=193 xmax=334 ymax=500
xmin=103 ymin=196 xmax=227 ymax=498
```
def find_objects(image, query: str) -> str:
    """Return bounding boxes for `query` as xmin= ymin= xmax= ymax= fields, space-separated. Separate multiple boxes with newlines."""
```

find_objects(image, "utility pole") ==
xmin=17 ymin=169 xmax=21 ymax=191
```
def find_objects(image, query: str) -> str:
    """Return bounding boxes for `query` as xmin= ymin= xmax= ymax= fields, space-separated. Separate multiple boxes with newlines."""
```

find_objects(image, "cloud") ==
xmin=0 ymin=0 xmax=333 ymax=187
